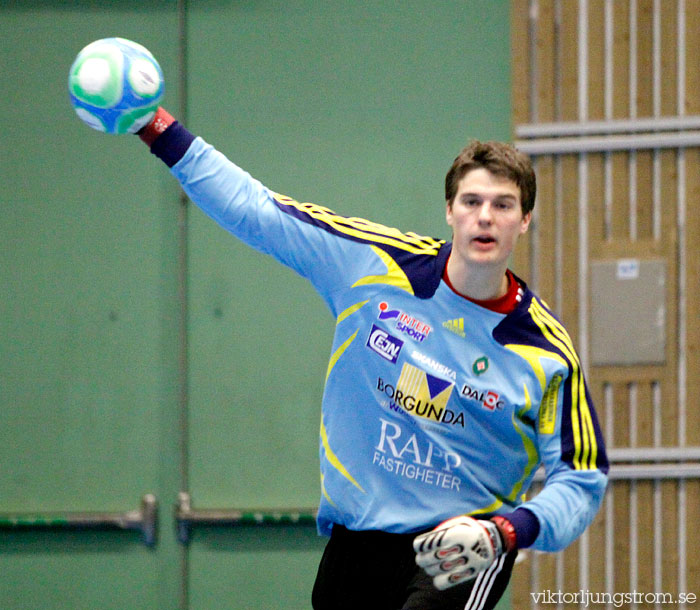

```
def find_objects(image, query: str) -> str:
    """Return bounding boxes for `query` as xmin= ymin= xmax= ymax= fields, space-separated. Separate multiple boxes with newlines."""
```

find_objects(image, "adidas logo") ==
xmin=442 ymin=318 xmax=465 ymax=338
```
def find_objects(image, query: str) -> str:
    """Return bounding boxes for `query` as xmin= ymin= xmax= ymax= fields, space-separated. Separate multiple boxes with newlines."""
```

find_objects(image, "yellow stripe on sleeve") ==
xmin=336 ymin=300 xmax=369 ymax=325
xmin=535 ymin=302 xmax=597 ymax=470
xmin=325 ymin=329 xmax=358 ymax=382
xmin=469 ymin=499 xmax=504 ymax=516
xmin=533 ymin=299 xmax=598 ymax=470
xmin=504 ymin=344 xmax=567 ymax=393
xmin=273 ymin=193 xmax=444 ymax=255
xmin=528 ymin=299 xmax=598 ymax=470
xmin=528 ymin=302 xmax=584 ymax=468
xmin=351 ymin=246 xmax=414 ymax=294
xmin=320 ymin=473 xmax=337 ymax=507
xmin=505 ymin=384 xmax=541 ymax=502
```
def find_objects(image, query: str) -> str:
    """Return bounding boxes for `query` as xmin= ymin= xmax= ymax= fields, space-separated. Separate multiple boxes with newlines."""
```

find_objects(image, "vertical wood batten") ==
xmin=509 ymin=6 xmax=530 ymax=604
xmin=511 ymin=0 xmax=533 ymax=282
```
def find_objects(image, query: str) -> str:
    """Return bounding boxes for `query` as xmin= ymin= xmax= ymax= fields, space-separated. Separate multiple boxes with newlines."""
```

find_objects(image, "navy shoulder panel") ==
xmin=494 ymin=289 xmax=609 ymax=474
xmin=272 ymin=193 xmax=450 ymax=299
xmin=492 ymin=289 xmax=561 ymax=351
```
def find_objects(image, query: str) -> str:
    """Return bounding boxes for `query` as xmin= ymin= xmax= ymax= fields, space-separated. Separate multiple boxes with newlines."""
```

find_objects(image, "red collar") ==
xmin=442 ymin=267 xmax=522 ymax=314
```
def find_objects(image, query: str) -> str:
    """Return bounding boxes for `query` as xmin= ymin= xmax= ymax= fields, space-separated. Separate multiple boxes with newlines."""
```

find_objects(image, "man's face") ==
xmin=446 ymin=168 xmax=531 ymax=268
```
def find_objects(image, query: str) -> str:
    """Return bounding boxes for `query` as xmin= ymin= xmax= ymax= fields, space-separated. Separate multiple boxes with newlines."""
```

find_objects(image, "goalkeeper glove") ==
xmin=413 ymin=515 xmax=515 ymax=590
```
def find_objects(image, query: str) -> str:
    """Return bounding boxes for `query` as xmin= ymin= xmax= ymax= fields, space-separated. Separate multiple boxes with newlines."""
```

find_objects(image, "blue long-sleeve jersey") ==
xmin=151 ymin=124 xmax=608 ymax=552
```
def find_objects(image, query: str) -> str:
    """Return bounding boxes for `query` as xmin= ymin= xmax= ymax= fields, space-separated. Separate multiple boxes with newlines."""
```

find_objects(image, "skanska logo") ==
xmin=367 ymin=324 xmax=404 ymax=363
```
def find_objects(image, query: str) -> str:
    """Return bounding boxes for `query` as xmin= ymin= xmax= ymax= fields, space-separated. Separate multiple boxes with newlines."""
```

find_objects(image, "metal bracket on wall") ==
xmin=175 ymin=492 xmax=317 ymax=545
xmin=531 ymin=447 xmax=700 ymax=483
xmin=513 ymin=115 xmax=700 ymax=155
xmin=0 ymin=494 xmax=158 ymax=547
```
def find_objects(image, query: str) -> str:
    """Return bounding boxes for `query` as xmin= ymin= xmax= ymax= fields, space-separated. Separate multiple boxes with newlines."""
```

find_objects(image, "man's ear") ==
xmin=520 ymin=211 xmax=532 ymax=234
xmin=445 ymin=200 xmax=454 ymax=227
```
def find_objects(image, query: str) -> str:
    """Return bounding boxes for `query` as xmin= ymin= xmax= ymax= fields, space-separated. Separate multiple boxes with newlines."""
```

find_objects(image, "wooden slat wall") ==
xmin=510 ymin=1 xmax=699 ymax=607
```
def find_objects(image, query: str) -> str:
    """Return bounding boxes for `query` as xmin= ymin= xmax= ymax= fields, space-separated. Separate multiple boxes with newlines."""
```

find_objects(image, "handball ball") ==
xmin=68 ymin=37 xmax=164 ymax=134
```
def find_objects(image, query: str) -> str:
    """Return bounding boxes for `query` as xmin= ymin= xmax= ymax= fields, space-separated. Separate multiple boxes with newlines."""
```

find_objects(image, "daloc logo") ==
xmin=460 ymin=383 xmax=504 ymax=411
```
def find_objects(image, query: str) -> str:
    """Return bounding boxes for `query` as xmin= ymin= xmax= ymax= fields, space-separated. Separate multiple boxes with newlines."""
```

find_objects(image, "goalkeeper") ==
xmin=137 ymin=109 xmax=609 ymax=610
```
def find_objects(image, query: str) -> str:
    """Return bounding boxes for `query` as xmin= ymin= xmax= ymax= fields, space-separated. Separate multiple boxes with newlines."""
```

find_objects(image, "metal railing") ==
xmin=0 ymin=494 xmax=158 ymax=547
xmin=175 ymin=492 xmax=317 ymax=545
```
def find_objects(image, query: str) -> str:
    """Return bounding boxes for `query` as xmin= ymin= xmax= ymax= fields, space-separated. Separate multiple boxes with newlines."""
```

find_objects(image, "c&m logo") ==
xmin=378 ymin=302 xmax=432 ymax=343
xmin=460 ymin=383 xmax=505 ymax=411
xmin=366 ymin=324 xmax=403 ymax=363
xmin=376 ymin=363 xmax=464 ymax=427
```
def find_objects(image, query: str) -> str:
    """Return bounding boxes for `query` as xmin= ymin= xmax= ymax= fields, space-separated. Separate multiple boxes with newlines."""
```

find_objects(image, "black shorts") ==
xmin=311 ymin=524 xmax=516 ymax=610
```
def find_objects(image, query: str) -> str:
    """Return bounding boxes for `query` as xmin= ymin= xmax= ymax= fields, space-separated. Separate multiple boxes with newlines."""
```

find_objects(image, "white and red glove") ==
xmin=413 ymin=515 xmax=515 ymax=590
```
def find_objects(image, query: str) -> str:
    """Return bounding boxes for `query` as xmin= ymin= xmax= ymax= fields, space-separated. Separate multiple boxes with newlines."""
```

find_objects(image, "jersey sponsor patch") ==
xmin=472 ymin=356 xmax=489 ymax=375
xmin=376 ymin=363 xmax=463 ymax=427
xmin=373 ymin=418 xmax=463 ymax=490
xmin=539 ymin=374 xmax=562 ymax=434
xmin=442 ymin=317 xmax=466 ymax=338
xmin=366 ymin=324 xmax=403 ymax=363
xmin=460 ymin=383 xmax=505 ymax=411
xmin=410 ymin=349 xmax=457 ymax=380
xmin=378 ymin=301 xmax=432 ymax=342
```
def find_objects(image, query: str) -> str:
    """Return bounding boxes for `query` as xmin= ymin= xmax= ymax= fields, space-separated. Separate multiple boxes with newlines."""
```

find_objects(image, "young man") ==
xmin=138 ymin=109 xmax=609 ymax=610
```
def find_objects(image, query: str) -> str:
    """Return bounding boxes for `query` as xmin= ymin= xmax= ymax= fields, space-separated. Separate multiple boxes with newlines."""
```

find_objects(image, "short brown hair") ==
xmin=445 ymin=140 xmax=536 ymax=215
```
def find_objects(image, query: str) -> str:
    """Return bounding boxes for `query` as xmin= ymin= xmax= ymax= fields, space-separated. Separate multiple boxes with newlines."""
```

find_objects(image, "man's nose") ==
xmin=478 ymin=202 xmax=494 ymax=224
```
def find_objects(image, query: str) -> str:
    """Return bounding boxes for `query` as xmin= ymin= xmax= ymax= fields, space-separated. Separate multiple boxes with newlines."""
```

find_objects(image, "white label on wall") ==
xmin=617 ymin=258 xmax=640 ymax=280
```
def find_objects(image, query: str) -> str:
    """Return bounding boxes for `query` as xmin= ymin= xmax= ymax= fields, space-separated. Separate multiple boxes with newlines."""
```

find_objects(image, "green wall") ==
xmin=0 ymin=2 xmax=512 ymax=608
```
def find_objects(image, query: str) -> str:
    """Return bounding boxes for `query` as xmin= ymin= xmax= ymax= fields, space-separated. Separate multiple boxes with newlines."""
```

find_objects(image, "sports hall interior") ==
xmin=1 ymin=1 xmax=698 ymax=608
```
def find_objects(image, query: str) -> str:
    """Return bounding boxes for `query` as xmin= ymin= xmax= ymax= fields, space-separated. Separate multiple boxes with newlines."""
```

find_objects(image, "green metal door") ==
xmin=183 ymin=2 xmax=512 ymax=609
xmin=0 ymin=4 xmax=183 ymax=608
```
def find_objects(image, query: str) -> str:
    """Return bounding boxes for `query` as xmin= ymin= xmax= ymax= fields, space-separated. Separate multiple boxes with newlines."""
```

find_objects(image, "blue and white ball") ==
xmin=68 ymin=37 xmax=164 ymax=134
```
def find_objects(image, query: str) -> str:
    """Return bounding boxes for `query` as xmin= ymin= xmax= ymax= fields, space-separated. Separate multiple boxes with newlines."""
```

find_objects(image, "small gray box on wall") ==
xmin=590 ymin=258 xmax=666 ymax=366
